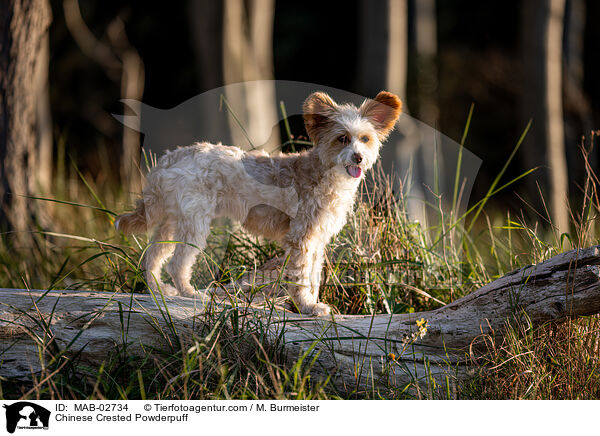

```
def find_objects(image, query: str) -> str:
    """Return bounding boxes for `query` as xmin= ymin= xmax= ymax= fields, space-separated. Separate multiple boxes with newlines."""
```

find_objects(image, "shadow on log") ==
xmin=1 ymin=245 xmax=600 ymax=394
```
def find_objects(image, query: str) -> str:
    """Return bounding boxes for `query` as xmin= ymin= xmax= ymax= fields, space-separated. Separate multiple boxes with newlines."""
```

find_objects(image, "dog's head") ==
xmin=303 ymin=91 xmax=402 ymax=179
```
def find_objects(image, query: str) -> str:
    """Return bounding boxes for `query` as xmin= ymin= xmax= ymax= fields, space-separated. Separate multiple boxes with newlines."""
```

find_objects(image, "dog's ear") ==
xmin=360 ymin=91 xmax=402 ymax=140
xmin=303 ymin=92 xmax=338 ymax=144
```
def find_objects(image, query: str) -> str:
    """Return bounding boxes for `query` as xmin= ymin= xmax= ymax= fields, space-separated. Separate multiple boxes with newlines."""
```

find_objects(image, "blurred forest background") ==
xmin=4 ymin=0 xmax=600 ymax=401
xmin=1 ymin=0 xmax=600 ymax=243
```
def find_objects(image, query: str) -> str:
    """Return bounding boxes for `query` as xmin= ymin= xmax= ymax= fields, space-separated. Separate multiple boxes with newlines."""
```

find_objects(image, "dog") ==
xmin=115 ymin=91 xmax=402 ymax=316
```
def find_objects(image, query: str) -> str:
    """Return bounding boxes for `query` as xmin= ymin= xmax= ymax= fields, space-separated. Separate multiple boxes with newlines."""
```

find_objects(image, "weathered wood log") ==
xmin=1 ymin=245 xmax=600 ymax=393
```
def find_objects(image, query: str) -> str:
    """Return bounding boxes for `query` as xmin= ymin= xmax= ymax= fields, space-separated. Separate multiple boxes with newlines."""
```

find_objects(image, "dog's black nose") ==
xmin=353 ymin=153 xmax=363 ymax=164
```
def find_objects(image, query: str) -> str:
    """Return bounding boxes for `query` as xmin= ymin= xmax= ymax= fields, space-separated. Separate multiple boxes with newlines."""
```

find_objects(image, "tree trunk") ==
xmin=357 ymin=0 xmax=388 ymax=97
xmin=2 ymin=245 xmax=600 ymax=392
xmin=187 ymin=0 xmax=230 ymax=146
xmin=356 ymin=0 xmax=426 ymax=224
xmin=222 ymin=0 xmax=280 ymax=153
xmin=563 ymin=0 xmax=592 ymax=189
xmin=109 ymin=21 xmax=145 ymax=195
xmin=63 ymin=0 xmax=144 ymax=195
xmin=0 ymin=0 xmax=52 ymax=244
xmin=414 ymin=0 xmax=438 ymax=127
xmin=546 ymin=0 xmax=568 ymax=234
xmin=188 ymin=0 xmax=224 ymax=93
xmin=387 ymin=0 xmax=408 ymax=102
xmin=357 ymin=0 xmax=407 ymax=100
xmin=521 ymin=0 xmax=569 ymax=234
xmin=34 ymin=32 xmax=53 ymax=200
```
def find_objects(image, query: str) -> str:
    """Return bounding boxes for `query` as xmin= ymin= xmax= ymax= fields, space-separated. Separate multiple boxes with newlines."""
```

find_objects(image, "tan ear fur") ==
xmin=360 ymin=91 xmax=402 ymax=140
xmin=303 ymin=92 xmax=338 ymax=144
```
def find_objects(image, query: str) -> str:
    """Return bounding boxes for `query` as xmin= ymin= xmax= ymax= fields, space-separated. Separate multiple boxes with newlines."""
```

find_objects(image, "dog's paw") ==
xmin=152 ymin=284 xmax=178 ymax=296
xmin=306 ymin=302 xmax=331 ymax=317
xmin=178 ymin=286 xmax=203 ymax=298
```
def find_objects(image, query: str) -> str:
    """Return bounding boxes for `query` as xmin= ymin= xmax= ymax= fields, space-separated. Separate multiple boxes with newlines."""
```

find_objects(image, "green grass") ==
xmin=1 ymin=126 xmax=600 ymax=400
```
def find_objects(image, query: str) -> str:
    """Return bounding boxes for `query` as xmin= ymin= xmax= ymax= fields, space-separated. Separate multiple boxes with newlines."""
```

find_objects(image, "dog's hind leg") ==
xmin=145 ymin=220 xmax=178 ymax=296
xmin=166 ymin=215 xmax=211 ymax=297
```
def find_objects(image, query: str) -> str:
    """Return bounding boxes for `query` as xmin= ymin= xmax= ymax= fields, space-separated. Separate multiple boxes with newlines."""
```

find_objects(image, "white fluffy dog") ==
xmin=115 ymin=91 xmax=402 ymax=316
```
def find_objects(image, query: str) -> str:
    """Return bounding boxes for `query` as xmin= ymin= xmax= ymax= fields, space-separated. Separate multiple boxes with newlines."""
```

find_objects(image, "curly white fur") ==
xmin=115 ymin=91 xmax=402 ymax=316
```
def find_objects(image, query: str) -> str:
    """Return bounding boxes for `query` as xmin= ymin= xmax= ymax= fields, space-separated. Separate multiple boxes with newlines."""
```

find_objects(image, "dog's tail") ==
xmin=115 ymin=199 xmax=147 ymax=234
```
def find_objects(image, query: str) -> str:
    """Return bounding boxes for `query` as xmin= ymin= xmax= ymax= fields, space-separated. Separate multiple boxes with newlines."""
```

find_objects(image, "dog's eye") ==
xmin=338 ymin=135 xmax=349 ymax=144
xmin=360 ymin=135 xmax=370 ymax=143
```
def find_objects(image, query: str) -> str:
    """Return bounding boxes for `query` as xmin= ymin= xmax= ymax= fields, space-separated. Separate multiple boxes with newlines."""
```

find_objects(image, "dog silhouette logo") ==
xmin=3 ymin=402 xmax=50 ymax=433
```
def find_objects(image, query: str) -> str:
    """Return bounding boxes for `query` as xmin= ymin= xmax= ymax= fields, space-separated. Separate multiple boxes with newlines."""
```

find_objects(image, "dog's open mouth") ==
xmin=345 ymin=165 xmax=362 ymax=178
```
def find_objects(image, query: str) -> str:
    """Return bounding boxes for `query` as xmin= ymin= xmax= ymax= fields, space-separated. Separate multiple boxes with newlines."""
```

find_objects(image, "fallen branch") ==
xmin=1 ymin=245 xmax=600 ymax=393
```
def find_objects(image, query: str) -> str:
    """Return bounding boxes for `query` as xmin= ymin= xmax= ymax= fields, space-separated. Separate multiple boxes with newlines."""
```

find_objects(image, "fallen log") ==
xmin=1 ymin=245 xmax=600 ymax=394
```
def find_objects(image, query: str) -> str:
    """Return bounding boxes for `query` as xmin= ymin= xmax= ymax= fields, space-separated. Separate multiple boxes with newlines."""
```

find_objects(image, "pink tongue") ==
xmin=347 ymin=165 xmax=362 ymax=178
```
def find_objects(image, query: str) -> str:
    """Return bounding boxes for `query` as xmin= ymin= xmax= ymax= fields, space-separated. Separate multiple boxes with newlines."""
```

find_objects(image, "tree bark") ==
xmin=0 ymin=0 xmax=52 ymax=244
xmin=2 ymin=246 xmax=600 ymax=392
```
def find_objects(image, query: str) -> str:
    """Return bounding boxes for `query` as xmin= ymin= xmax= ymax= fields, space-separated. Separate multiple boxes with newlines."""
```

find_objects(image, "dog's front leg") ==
xmin=310 ymin=244 xmax=328 ymax=301
xmin=283 ymin=241 xmax=330 ymax=317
